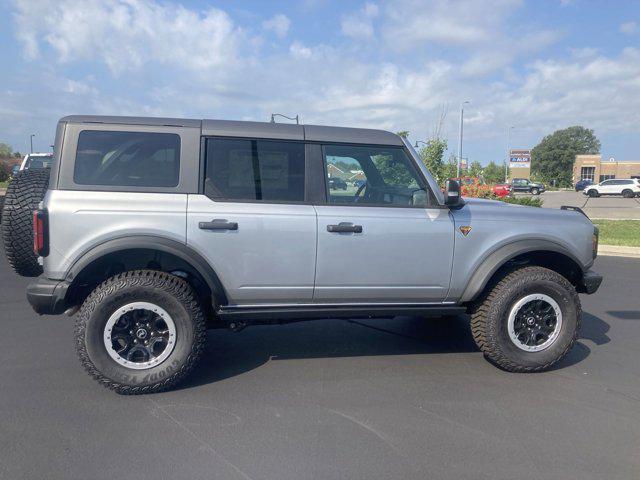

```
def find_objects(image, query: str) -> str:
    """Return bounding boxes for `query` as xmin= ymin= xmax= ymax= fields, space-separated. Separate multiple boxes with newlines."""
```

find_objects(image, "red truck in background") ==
xmin=453 ymin=176 xmax=512 ymax=198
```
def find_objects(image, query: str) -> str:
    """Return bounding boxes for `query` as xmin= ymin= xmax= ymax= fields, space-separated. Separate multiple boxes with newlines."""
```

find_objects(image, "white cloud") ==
xmin=620 ymin=21 xmax=638 ymax=35
xmin=341 ymin=3 xmax=379 ymax=39
xmin=13 ymin=0 xmax=243 ymax=74
xmin=262 ymin=14 xmax=290 ymax=38
xmin=289 ymin=41 xmax=313 ymax=59
xmin=382 ymin=0 xmax=522 ymax=48
xmin=4 ymin=0 xmax=640 ymax=159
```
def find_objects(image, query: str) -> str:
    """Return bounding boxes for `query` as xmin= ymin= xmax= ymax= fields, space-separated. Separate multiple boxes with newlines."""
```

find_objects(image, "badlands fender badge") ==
xmin=459 ymin=225 xmax=472 ymax=237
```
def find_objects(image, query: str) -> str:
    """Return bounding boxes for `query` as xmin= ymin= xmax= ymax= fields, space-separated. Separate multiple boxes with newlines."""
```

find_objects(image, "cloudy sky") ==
xmin=1 ymin=0 xmax=639 ymax=163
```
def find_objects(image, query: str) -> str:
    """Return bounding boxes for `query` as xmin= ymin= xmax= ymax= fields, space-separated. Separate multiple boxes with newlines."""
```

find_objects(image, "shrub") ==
xmin=0 ymin=162 xmax=10 ymax=183
xmin=499 ymin=196 xmax=543 ymax=207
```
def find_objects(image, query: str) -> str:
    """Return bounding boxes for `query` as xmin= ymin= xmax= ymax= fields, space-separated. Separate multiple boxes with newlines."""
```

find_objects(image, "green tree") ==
xmin=467 ymin=160 xmax=483 ymax=178
xmin=0 ymin=143 xmax=13 ymax=157
xmin=531 ymin=126 xmax=600 ymax=187
xmin=396 ymin=130 xmax=410 ymax=139
xmin=418 ymin=138 xmax=448 ymax=185
xmin=483 ymin=161 xmax=505 ymax=184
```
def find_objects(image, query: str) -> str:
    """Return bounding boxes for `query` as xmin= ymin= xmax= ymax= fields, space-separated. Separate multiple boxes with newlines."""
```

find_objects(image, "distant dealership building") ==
xmin=573 ymin=155 xmax=640 ymax=183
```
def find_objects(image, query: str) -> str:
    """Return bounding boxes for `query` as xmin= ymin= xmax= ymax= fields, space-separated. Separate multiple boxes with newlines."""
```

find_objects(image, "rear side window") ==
xmin=204 ymin=138 xmax=305 ymax=202
xmin=74 ymin=131 xmax=180 ymax=187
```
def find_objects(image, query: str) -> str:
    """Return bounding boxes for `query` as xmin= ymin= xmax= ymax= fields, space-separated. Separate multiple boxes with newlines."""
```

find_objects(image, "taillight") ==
xmin=33 ymin=209 xmax=49 ymax=257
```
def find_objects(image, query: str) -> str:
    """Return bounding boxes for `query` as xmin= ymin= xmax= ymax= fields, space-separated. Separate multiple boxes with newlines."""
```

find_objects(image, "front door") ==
xmin=187 ymin=137 xmax=317 ymax=305
xmin=314 ymin=144 xmax=454 ymax=303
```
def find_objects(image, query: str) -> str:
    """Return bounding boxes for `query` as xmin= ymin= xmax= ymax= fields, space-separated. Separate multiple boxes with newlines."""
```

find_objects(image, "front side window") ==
xmin=74 ymin=131 xmax=180 ymax=187
xmin=323 ymin=144 xmax=430 ymax=207
xmin=205 ymin=138 xmax=305 ymax=202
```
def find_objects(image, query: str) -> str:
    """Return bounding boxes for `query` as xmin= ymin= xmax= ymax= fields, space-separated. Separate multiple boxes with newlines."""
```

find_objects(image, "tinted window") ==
xmin=323 ymin=144 xmax=429 ymax=207
xmin=25 ymin=156 xmax=53 ymax=169
xmin=205 ymin=138 xmax=305 ymax=202
xmin=74 ymin=131 xmax=180 ymax=187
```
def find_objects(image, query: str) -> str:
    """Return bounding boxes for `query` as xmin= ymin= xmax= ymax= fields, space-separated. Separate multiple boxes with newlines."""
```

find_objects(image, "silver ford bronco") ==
xmin=1 ymin=115 xmax=602 ymax=394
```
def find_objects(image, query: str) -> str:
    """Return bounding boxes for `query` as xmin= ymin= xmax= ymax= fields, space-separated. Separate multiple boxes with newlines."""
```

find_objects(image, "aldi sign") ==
xmin=509 ymin=149 xmax=531 ymax=168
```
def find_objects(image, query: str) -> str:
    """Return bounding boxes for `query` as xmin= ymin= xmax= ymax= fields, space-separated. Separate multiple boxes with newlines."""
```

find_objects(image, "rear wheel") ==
xmin=1 ymin=169 xmax=50 ymax=276
xmin=622 ymin=189 xmax=634 ymax=198
xmin=470 ymin=266 xmax=580 ymax=372
xmin=75 ymin=270 xmax=206 ymax=394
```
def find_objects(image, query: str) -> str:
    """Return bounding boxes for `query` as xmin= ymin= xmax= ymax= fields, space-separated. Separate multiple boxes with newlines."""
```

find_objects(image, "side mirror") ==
xmin=444 ymin=179 xmax=462 ymax=207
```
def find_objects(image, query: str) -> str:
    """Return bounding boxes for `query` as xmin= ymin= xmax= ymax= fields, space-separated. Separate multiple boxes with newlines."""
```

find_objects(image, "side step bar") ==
xmin=216 ymin=305 xmax=466 ymax=323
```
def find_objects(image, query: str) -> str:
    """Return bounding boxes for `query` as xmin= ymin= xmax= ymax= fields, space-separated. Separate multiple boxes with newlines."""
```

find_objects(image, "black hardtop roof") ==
xmin=59 ymin=115 xmax=404 ymax=146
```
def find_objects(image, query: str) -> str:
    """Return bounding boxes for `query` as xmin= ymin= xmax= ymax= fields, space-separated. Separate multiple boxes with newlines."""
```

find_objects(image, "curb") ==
xmin=598 ymin=244 xmax=640 ymax=258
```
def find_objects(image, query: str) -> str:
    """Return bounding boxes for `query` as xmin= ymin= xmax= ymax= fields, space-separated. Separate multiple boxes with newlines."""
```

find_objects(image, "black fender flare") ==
xmin=460 ymin=239 xmax=585 ymax=302
xmin=65 ymin=235 xmax=228 ymax=305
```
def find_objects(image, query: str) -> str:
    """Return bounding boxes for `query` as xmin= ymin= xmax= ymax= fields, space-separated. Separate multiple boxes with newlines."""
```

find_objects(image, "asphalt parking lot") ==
xmin=535 ymin=190 xmax=640 ymax=219
xmin=1 ymin=253 xmax=639 ymax=480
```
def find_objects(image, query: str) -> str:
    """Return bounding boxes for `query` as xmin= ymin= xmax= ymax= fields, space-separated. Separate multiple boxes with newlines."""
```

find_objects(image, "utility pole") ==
xmin=30 ymin=134 xmax=36 ymax=154
xmin=505 ymin=126 xmax=514 ymax=182
xmin=457 ymin=101 xmax=469 ymax=178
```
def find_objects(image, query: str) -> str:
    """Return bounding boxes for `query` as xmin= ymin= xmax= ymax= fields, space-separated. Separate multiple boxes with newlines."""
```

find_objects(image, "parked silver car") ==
xmin=1 ymin=115 xmax=602 ymax=394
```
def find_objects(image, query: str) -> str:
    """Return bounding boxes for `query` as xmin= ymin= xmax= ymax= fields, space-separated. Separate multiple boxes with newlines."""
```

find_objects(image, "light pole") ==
xmin=30 ymin=134 xmax=36 ymax=154
xmin=457 ymin=101 xmax=469 ymax=178
xmin=505 ymin=126 xmax=515 ymax=182
xmin=270 ymin=113 xmax=300 ymax=124
xmin=414 ymin=140 xmax=428 ymax=148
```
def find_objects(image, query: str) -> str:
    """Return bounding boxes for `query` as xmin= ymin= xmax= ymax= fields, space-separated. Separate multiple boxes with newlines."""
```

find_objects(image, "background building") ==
xmin=508 ymin=149 xmax=531 ymax=180
xmin=574 ymin=155 xmax=640 ymax=183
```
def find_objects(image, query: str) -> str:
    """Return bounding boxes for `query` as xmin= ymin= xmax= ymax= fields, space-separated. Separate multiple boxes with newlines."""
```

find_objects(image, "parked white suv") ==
xmin=583 ymin=179 xmax=640 ymax=198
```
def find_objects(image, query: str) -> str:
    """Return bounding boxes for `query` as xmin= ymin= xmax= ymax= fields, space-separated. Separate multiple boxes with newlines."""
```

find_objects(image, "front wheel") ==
xmin=470 ymin=266 xmax=580 ymax=372
xmin=75 ymin=270 xmax=206 ymax=394
xmin=531 ymin=187 xmax=540 ymax=195
xmin=587 ymin=189 xmax=599 ymax=197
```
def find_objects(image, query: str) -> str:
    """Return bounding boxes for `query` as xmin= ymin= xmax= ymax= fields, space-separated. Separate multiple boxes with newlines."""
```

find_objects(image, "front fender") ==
xmin=458 ymin=239 xmax=584 ymax=303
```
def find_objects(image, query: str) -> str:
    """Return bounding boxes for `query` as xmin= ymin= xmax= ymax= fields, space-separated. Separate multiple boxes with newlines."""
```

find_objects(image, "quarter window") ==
xmin=204 ymin=138 xmax=305 ymax=202
xmin=74 ymin=131 xmax=180 ymax=187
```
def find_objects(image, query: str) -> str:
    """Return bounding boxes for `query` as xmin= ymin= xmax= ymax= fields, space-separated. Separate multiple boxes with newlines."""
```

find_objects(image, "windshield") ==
xmin=25 ymin=155 xmax=53 ymax=169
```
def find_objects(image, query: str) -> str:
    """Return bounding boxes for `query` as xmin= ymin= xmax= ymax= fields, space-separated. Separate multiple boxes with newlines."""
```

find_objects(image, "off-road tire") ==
xmin=622 ymin=189 xmax=634 ymax=198
xmin=469 ymin=266 xmax=581 ymax=372
xmin=531 ymin=187 xmax=539 ymax=195
xmin=1 ymin=169 xmax=50 ymax=276
xmin=75 ymin=270 xmax=206 ymax=394
xmin=588 ymin=189 xmax=599 ymax=198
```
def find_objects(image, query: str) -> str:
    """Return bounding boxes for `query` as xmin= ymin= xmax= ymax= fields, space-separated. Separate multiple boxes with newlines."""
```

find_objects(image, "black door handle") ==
xmin=327 ymin=222 xmax=363 ymax=233
xmin=199 ymin=219 xmax=238 ymax=230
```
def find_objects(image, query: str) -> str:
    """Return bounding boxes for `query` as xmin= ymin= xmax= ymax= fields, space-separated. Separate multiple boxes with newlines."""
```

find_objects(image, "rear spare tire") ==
xmin=1 ymin=169 xmax=50 ymax=277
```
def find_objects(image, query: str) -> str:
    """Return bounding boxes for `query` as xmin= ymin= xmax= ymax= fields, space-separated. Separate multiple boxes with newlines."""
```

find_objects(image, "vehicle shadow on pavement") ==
xmin=606 ymin=310 xmax=640 ymax=320
xmin=549 ymin=311 xmax=611 ymax=371
xmin=181 ymin=312 xmax=608 ymax=390
xmin=182 ymin=315 xmax=477 ymax=389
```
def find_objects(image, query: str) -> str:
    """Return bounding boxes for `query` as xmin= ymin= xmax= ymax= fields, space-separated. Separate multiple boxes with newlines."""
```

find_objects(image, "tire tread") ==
xmin=74 ymin=270 xmax=206 ymax=395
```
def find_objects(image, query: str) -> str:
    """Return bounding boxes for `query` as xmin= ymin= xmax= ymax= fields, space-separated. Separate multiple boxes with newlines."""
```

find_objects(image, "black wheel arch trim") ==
xmin=460 ymin=239 xmax=587 ymax=303
xmin=64 ymin=235 xmax=229 ymax=305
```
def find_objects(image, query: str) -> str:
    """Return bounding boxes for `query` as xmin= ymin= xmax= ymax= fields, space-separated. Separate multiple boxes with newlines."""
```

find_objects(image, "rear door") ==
xmin=599 ymin=179 xmax=616 ymax=194
xmin=313 ymin=144 xmax=454 ymax=303
xmin=187 ymin=137 xmax=317 ymax=305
